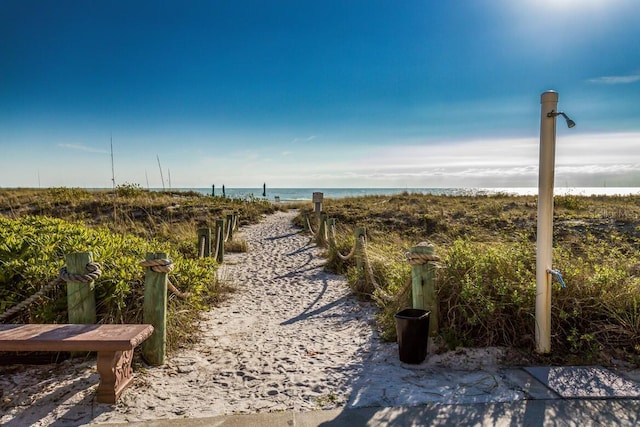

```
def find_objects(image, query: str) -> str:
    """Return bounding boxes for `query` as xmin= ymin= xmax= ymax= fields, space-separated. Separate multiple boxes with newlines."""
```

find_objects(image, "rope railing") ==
xmin=0 ymin=254 xmax=195 ymax=323
xmin=139 ymin=258 xmax=190 ymax=298
xmin=199 ymin=235 xmax=206 ymax=258
xmin=303 ymin=209 xmax=441 ymax=319
xmin=329 ymin=222 xmax=356 ymax=261
xmin=224 ymin=218 xmax=232 ymax=242
xmin=213 ymin=225 xmax=222 ymax=261
xmin=0 ymin=261 xmax=103 ymax=322
xmin=0 ymin=277 xmax=63 ymax=322
xmin=359 ymin=234 xmax=394 ymax=302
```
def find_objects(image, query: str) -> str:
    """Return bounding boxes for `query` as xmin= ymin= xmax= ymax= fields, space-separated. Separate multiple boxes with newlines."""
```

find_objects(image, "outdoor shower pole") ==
xmin=536 ymin=90 xmax=558 ymax=354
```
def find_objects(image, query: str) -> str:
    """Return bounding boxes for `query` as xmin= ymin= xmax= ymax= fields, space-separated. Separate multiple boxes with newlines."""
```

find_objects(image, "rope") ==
xmin=0 ymin=277 xmax=64 ymax=322
xmin=405 ymin=252 xmax=440 ymax=265
xmin=359 ymin=235 xmax=394 ymax=302
xmin=213 ymin=226 xmax=221 ymax=260
xmin=224 ymin=219 xmax=232 ymax=243
xmin=168 ymin=280 xmax=191 ymax=298
xmin=305 ymin=214 xmax=317 ymax=236
xmin=199 ymin=235 xmax=206 ymax=258
xmin=330 ymin=223 xmax=357 ymax=261
xmin=59 ymin=262 xmax=103 ymax=282
xmin=139 ymin=258 xmax=175 ymax=273
xmin=139 ymin=258 xmax=189 ymax=298
xmin=1 ymin=262 xmax=102 ymax=322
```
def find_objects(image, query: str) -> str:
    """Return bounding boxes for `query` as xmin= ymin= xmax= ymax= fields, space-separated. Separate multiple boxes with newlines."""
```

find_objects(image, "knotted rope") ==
xmin=59 ymin=262 xmax=103 ymax=282
xmin=0 ymin=262 xmax=102 ymax=322
xmin=139 ymin=258 xmax=174 ymax=273
xmin=139 ymin=258 xmax=190 ymax=298
xmin=405 ymin=252 xmax=440 ymax=265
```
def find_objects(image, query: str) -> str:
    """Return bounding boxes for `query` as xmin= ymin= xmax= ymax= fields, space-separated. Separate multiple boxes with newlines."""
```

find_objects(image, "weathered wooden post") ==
xmin=66 ymin=252 xmax=97 ymax=324
xmin=197 ymin=227 xmax=211 ymax=257
xmin=226 ymin=214 xmax=234 ymax=241
xmin=142 ymin=252 xmax=169 ymax=365
xmin=211 ymin=184 xmax=215 ymax=196
xmin=315 ymin=213 xmax=328 ymax=246
xmin=222 ymin=185 xmax=226 ymax=197
xmin=407 ymin=242 xmax=439 ymax=336
xmin=312 ymin=192 xmax=323 ymax=219
xmin=215 ymin=219 xmax=225 ymax=263
xmin=263 ymin=183 xmax=266 ymax=197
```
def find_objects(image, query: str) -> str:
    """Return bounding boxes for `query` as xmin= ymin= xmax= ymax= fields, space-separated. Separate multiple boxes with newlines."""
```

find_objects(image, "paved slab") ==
xmin=524 ymin=366 xmax=640 ymax=398
xmin=92 ymin=399 xmax=640 ymax=426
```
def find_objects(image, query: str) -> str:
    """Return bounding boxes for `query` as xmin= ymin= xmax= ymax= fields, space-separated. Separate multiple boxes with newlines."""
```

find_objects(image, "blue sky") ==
xmin=1 ymin=0 xmax=639 ymax=188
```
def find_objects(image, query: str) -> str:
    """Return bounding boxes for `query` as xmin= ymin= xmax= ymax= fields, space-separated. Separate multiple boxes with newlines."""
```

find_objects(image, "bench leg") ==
xmin=95 ymin=349 xmax=134 ymax=403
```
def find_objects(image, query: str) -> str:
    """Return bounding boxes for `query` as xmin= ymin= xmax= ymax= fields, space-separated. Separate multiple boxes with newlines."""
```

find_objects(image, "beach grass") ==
xmin=311 ymin=192 xmax=640 ymax=365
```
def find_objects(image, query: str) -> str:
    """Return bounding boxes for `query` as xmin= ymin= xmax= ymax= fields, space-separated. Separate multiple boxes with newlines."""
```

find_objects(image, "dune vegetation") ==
xmin=3 ymin=187 xmax=640 ymax=365
xmin=307 ymin=192 xmax=640 ymax=365
xmin=0 ymin=185 xmax=280 ymax=351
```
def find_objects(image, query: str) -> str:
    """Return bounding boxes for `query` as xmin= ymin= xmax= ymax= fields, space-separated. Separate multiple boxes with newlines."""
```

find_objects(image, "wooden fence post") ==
xmin=313 ymin=192 xmax=323 ymax=219
xmin=197 ymin=227 xmax=211 ymax=257
xmin=142 ymin=252 xmax=168 ymax=366
xmin=316 ymin=213 xmax=328 ymax=246
xmin=211 ymin=184 xmax=215 ymax=196
xmin=66 ymin=252 xmax=97 ymax=324
xmin=215 ymin=219 xmax=225 ymax=263
xmin=226 ymin=214 xmax=234 ymax=241
xmin=408 ymin=243 xmax=438 ymax=336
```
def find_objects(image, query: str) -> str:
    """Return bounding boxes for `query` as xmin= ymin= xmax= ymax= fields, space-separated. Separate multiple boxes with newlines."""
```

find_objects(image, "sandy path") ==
xmin=1 ymin=210 xmax=527 ymax=426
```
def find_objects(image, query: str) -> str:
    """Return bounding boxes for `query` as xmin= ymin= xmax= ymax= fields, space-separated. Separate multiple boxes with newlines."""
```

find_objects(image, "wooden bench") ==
xmin=0 ymin=323 xmax=154 ymax=403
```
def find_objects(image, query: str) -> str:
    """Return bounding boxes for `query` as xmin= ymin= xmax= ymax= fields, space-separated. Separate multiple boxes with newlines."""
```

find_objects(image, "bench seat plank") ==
xmin=0 ymin=324 xmax=153 ymax=352
xmin=0 ymin=324 xmax=154 ymax=403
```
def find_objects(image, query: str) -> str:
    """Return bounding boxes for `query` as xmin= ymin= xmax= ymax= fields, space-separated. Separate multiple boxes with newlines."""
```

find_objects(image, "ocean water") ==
xmin=180 ymin=187 xmax=640 ymax=201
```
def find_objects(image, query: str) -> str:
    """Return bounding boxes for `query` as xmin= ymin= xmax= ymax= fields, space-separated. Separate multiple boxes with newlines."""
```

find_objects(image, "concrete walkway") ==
xmin=98 ymin=398 xmax=640 ymax=426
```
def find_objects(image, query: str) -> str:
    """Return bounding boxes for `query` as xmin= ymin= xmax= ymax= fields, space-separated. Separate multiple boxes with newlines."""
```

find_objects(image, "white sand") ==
xmin=1 ymin=210 xmax=526 ymax=426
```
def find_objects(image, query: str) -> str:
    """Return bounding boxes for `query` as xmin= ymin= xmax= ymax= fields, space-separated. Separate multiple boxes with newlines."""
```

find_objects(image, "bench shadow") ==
xmin=0 ymin=359 xmax=113 ymax=427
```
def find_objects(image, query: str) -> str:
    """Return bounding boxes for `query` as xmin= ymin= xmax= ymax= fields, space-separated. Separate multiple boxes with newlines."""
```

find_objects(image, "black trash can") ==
xmin=395 ymin=308 xmax=430 ymax=364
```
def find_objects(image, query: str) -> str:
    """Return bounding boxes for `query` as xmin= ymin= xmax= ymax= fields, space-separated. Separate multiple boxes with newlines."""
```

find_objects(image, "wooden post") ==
xmin=215 ymin=219 xmax=225 ymax=263
xmin=66 ymin=252 xmax=97 ymax=324
xmin=226 ymin=214 xmax=234 ymax=241
xmin=536 ymin=90 xmax=558 ymax=354
xmin=408 ymin=243 xmax=438 ymax=336
xmin=142 ymin=252 xmax=168 ymax=366
xmin=315 ymin=213 xmax=327 ymax=246
xmin=354 ymin=227 xmax=366 ymax=276
xmin=313 ymin=192 xmax=323 ymax=219
xmin=211 ymin=184 xmax=215 ymax=196
xmin=263 ymin=183 xmax=266 ymax=197
xmin=222 ymin=185 xmax=226 ymax=197
xmin=197 ymin=227 xmax=211 ymax=257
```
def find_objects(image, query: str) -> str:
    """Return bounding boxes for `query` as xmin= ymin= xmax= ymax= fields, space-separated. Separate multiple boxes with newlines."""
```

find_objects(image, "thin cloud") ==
xmin=587 ymin=74 xmax=640 ymax=84
xmin=58 ymin=143 xmax=108 ymax=154
xmin=291 ymin=135 xmax=318 ymax=143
